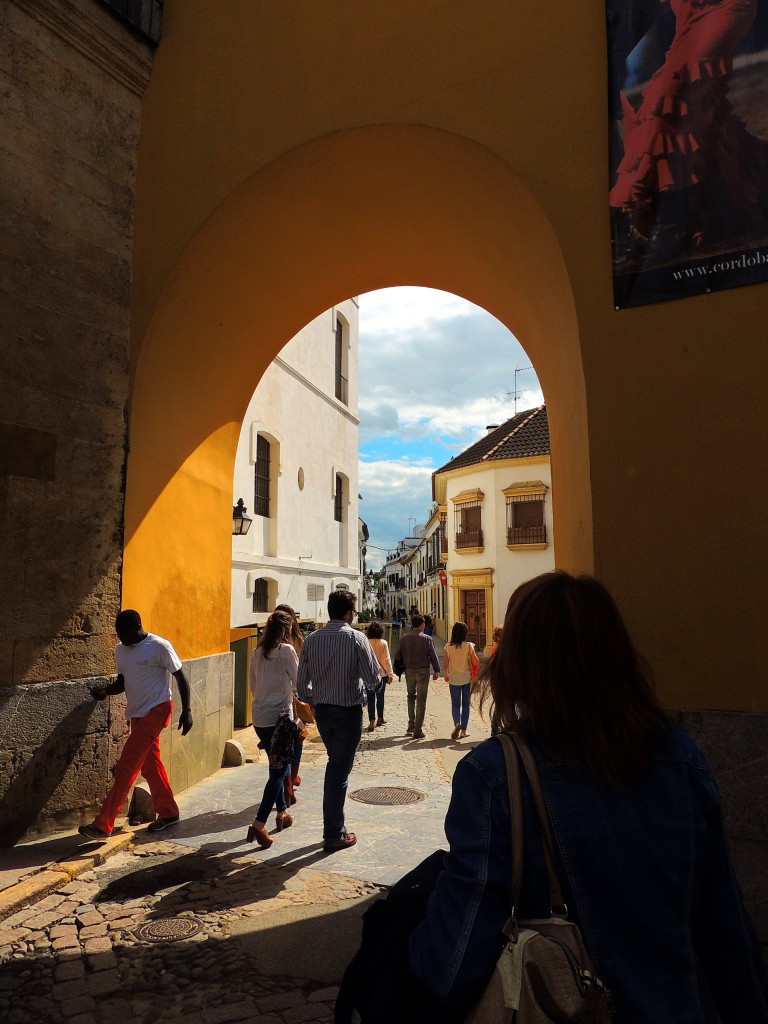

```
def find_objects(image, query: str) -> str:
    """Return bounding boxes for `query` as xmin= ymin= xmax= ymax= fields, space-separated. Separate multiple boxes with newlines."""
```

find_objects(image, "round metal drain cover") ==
xmin=350 ymin=786 xmax=425 ymax=806
xmin=134 ymin=917 xmax=203 ymax=943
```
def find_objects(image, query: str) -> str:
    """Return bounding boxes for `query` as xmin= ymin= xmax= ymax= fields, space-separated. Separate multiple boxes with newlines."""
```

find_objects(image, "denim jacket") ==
xmin=408 ymin=726 xmax=768 ymax=1023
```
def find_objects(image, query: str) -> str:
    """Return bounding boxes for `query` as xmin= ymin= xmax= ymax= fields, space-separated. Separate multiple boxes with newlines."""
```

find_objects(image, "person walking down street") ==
xmin=443 ymin=620 xmax=479 ymax=740
xmin=365 ymin=621 xmax=394 ymax=731
xmin=275 ymin=602 xmax=306 ymax=802
xmin=245 ymin=610 xmax=301 ymax=849
xmin=394 ymin=614 xmax=440 ymax=740
xmin=297 ymin=589 xmax=382 ymax=851
xmin=79 ymin=609 xmax=193 ymax=839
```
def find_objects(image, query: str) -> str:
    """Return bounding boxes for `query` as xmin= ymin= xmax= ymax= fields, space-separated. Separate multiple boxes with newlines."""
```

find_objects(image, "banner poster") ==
xmin=606 ymin=0 xmax=768 ymax=309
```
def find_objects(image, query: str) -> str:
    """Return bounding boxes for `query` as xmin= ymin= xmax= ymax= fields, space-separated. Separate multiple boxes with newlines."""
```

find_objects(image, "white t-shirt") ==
xmin=249 ymin=643 xmax=298 ymax=728
xmin=115 ymin=633 xmax=182 ymax=720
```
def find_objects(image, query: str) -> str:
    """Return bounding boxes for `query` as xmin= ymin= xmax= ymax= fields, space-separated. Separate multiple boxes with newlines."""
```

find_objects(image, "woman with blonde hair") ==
xmin=442 ymin=620 xmax=479 ymax=740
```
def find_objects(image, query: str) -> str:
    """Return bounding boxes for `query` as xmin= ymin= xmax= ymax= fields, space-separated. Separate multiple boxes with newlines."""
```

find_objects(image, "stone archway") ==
xmin=123 ymin=125 xmax=590 ymax=660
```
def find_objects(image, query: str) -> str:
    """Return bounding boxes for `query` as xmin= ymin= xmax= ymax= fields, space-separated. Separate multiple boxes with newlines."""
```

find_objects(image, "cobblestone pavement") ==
xmin=0 ymin=842 xmax=379 ymax=1024
xmin=0 ymin=678 xmax=485 ymax=1024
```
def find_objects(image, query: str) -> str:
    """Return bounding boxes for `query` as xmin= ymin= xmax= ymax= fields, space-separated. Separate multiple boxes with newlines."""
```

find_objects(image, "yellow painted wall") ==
xmin=125 ymin=1 xmax=768 ymax=712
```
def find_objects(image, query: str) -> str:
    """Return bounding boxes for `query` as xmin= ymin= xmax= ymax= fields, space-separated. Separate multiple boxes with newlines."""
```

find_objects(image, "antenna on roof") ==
xmin=507 ymin=365 xmax=534 ymax=415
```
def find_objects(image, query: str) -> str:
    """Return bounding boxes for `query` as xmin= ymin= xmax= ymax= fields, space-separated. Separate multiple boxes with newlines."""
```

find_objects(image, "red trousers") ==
xmin=94 ymin=701 xmax=179 ymax=833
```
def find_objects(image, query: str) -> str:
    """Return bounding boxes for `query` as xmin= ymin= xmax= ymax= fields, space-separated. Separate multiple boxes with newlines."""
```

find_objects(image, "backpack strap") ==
xmin=496 ymin=732 xmax=525 ymax=917
xmin=509 ymin=732 xmax=567 ymax=915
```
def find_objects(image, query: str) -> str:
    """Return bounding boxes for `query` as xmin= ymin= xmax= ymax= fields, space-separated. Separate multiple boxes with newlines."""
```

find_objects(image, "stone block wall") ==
xmin=0 ymin=652 xmax=234 ymax=843
xmin=159 ymin=653 xmax=235 ymax=797
xmin=0 ymin=0 xmax=151 ymax=691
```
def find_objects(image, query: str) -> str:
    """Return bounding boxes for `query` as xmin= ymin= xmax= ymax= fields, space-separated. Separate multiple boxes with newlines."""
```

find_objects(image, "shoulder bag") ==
xmin=467 ymin=732 xmax=615 ymax=1023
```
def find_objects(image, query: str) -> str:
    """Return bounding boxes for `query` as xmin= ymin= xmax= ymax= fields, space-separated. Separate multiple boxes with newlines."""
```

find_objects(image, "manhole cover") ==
xmin=349 ymin=786 xmax=425 ymax=806
xmin=134 ymin=917 xmax=203 ymax=943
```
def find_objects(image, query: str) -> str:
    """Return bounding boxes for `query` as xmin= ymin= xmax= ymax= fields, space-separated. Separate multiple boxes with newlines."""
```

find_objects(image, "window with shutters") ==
xmin=452 ymin=489 xmax=484 ymax=551
xmin=254 ymin=434 xmax=271 ymax=518
xmin=252 ymin=578 xmax=269 ymax=613
xmin=334 ymin=473 xmax=344 ymax=523
xmin=439 ymin=509 xmax=448 ymax=556
xmin=504 ymin=482 xmax=548 ymax=547
xmin=334 ymin=316 xmax=348 ymax=405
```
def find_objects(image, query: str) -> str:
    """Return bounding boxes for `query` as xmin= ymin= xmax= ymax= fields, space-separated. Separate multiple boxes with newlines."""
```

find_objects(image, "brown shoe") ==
xmin=275 ymin=811 xmax=293 ymax=832
xmin=367 ymin=720 xmax=376 ymax=732
xmin=246 ymin=820 xmax=273 ymax=848
xmin=376 ymin=717 xmax=387 ymax=726
xmin=451 ymin=724 xmax=461 ymax=740
xmin=324 ymin=830 xmax=357 ymax=852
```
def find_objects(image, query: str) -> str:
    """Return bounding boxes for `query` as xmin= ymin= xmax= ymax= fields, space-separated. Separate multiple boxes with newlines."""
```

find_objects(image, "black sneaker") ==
xmin=147 ymin=815 xmax=180 ymax=832
xmin=78 ymin=823 xmax=111 ymax=840
xmin=412 ymin=730 xmax=426 ymax=739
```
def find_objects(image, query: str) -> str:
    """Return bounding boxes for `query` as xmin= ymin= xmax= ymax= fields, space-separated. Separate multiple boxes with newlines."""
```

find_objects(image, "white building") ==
xmin=231 ymin=300 xmax=362 ymax=627
xmin=432 ymin=406 xmax=553 ymax=649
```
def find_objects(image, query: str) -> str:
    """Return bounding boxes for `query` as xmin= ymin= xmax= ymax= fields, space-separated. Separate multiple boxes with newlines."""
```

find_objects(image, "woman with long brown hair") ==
xmin=275 ymin=603 xmax=307 ymax=799
xmin=246 ymin=610 xmax=299 ymax=848
xmin=407 ymin=571 xmax=768 ymax=1021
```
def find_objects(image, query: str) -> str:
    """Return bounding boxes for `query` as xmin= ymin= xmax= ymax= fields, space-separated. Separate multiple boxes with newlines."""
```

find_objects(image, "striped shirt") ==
xmin=297 ymin=619 xmax=382 ymax=707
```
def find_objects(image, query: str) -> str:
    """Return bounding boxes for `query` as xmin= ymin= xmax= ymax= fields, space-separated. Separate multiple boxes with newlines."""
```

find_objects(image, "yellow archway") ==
xmin=123 ymin=125 xmax=591 ymax=659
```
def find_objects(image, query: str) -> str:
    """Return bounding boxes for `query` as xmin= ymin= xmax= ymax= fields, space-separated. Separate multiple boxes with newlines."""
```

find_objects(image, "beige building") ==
xmin=433 ymin=407 xmax=553 ymax=650
xmin=231 ymin=301 xmax=362 ymax=627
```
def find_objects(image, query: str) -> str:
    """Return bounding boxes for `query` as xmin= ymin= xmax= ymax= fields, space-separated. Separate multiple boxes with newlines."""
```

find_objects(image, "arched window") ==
xmin=252 ymin=577 xmax=269 ymax=613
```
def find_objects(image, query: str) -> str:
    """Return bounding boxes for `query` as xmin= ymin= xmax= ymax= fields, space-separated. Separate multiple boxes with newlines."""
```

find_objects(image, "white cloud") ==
xmin=356 ymin=287 xmax=544 ymax=568
xmin=358 ymin=458 xmax=435 ymax=570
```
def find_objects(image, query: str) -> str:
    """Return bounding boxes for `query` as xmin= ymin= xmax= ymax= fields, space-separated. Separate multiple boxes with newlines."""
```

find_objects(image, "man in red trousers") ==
xmin=78 ymin=609 xmax=193 ymax=838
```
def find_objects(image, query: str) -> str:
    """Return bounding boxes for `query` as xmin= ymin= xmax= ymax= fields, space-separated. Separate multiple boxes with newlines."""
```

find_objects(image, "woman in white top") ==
xmin=365 ymin=621 xmax=394 ymax=731
xmin=443 ymin=620 xmax=480 ymax=740
xmin=246 ymin=610 xmax=298 ymax=848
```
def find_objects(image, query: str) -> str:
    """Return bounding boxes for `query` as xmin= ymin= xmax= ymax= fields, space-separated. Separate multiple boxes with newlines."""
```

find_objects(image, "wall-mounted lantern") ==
xmin=232 ymin=498 xmax=252 ymax=536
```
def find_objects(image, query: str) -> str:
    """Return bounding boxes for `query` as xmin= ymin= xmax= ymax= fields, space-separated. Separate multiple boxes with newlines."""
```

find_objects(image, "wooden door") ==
xmin=462 ymin=589 xmax=486 ymax=651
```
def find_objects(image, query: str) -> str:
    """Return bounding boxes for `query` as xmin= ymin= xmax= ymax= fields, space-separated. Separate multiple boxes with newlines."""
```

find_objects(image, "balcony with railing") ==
xmin=455 ymin=530 xmax=483 ymax=549
xmin=507 ymin=524 xmax=546 ymax=545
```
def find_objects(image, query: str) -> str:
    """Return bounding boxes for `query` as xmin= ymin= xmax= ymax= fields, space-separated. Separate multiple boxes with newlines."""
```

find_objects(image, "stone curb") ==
xmin=0 ymin=829 xmax=134 ymax=923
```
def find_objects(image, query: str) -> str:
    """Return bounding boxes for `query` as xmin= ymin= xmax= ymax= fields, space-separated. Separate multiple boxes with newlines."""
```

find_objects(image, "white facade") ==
xmin=231 ymin=299 xmax=361 ymax=627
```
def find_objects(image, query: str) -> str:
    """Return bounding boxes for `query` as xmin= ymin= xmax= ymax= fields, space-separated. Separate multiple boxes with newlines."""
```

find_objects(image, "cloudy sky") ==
xmin=357 ymin=287 xmax=543 ymax=571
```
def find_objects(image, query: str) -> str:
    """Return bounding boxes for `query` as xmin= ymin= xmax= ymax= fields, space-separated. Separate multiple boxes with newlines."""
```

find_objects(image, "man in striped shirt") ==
xmin=297 ymin=589 xmax=382 ymax=851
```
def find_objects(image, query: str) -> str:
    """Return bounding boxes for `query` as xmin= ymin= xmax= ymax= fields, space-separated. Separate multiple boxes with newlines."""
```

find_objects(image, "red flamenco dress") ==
xmin=610 ymin=0 xmax=768 ymax=260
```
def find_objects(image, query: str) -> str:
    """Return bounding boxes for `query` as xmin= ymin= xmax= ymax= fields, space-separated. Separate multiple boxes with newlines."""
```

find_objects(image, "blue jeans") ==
xmin=253 ymin=725 xmax=289 ymax=822
xmin=367 ymin=678 xmax=387 ymax=721
xmin=449 ymin=684 xmax=471 ymax=730
xmin=313 ymin=704 xmax=363 ymax=842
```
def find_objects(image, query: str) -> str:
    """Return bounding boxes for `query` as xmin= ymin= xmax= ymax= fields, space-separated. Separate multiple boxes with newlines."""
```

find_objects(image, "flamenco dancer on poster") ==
xmin=611 ymin=0 xmax=768 ymax=266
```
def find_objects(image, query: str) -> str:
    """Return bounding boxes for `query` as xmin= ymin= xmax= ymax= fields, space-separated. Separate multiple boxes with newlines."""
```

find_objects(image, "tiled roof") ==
xmin=434 ymin=406 xmax=549 ymax=475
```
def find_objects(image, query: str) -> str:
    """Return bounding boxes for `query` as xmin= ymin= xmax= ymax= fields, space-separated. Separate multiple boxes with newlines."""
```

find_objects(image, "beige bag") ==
xmin=466 ymin=733 xmax=614 ymax=1024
